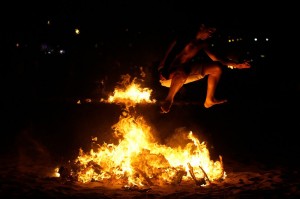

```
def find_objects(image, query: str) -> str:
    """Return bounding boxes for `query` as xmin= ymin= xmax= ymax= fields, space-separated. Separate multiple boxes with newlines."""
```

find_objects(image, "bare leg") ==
xmin=161 ymin=71 xmax=187 ymax=113
xmin=203 ymin=64 xmax=227 ymax=108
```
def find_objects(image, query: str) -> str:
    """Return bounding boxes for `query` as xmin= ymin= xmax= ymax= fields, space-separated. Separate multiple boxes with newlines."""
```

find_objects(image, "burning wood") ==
xmin=122 ymin=185 xmax=152 ymax=192
xmin=56 ymin=74 xmax=226 ymax=187
xmin=135 ymin=168 xmax=154 ymax=186
xmin=188 ymin=163 xmax=206 ymax=186
xmin=199 ymin=164 xmax=211 ymax=185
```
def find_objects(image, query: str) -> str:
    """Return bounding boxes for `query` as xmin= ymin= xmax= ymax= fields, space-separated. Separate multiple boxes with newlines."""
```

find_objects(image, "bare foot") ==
xmin=204 ymin=99 xmax=228 ymax=108
xmin=160 ymin=100 xmax=173 ymax=113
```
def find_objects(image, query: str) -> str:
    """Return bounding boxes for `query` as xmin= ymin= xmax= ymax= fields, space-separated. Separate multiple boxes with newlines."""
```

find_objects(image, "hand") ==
xmin=158 ymin=67 xmax=168 ymax=81
xmin=235 ymin=61 xmax=251 ymax=69
xmin=159 ymin=72 xmax=167 ymax=81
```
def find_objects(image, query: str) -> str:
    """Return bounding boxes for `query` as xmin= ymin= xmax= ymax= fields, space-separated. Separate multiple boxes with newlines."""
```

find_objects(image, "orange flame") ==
xmin=67 ymin=74 xmax=225 ymax=187
xmin=101 ymin=74 xmax=156 ymax=106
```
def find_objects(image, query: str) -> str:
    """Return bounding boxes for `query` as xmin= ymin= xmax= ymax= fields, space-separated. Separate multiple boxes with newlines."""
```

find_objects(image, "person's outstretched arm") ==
xmin=204 ymin=43 xmax=251 ymax=69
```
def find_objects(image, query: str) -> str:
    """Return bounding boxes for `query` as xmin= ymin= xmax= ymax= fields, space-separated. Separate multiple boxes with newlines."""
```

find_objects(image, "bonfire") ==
xmin=56 ymin=74 xmax=226 ymax=188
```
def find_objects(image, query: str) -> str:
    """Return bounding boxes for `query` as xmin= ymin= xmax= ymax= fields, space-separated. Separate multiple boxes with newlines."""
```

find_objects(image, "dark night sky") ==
xmin=1 ymin=0 xmax=295 ymax=99
xmin=1 ymin=0 xmax=279 ymax=72
xmin=2 ymin=0 xmax=276 ymax=37
xmin=1 ymin=0 xmax=280 ymax=76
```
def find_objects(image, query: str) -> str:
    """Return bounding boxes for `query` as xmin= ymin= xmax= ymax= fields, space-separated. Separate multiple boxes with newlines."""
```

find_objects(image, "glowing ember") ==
xmin=58 ymin=74 xmax=226 ymax=187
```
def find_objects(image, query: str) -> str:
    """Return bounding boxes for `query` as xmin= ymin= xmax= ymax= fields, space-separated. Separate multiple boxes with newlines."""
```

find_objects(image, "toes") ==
xmin=160 ymin=101 xmax=172 ymax=113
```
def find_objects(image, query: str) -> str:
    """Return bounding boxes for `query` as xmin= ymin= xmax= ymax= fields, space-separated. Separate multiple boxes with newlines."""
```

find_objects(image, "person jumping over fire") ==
xmin=158 ymin=21 xmax=251 ymax=113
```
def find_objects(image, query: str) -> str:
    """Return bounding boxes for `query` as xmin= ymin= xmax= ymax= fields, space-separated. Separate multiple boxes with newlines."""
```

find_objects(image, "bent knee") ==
xmin=205 ymin=63 xmax=223 ymax=75
xmin=203 ymin=61 xmax=222 ymax=72
xmin=212 ymin=65 xmax=222 ymax=74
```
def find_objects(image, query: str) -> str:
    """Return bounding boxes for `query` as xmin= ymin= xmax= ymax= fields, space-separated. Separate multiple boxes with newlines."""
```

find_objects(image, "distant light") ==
xmin=266 ymin=38 xmax=269 ymax=41
xmin=254 ymin=38 xmax=258 ymax=41
xmin=16 ymin=43 xmax=20 ymax=47
xmin=47 ymin=20 xmax=51 ymax=25
xmin=228 ymin=39 xmax=232 ymax=42
xmin=59 ymin=49 xmax=65 ymax=54
xmin=260 ymin=54 xmax=265 ymax=58
xmin=75 ymin=28 xmax=80 ymax=35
